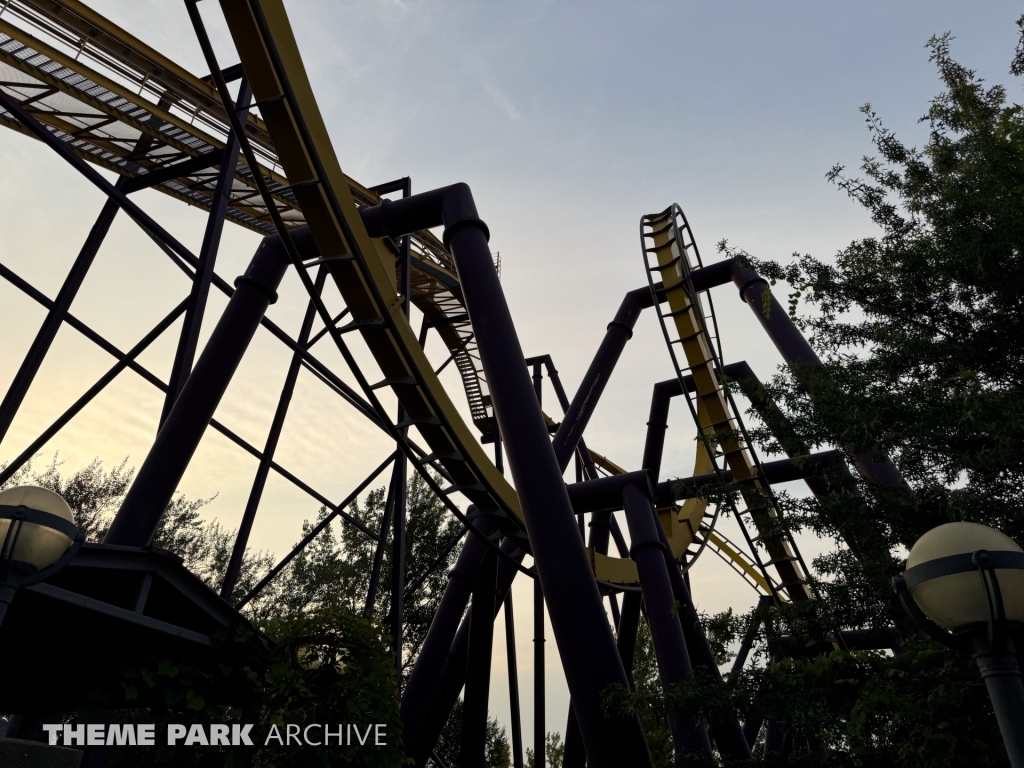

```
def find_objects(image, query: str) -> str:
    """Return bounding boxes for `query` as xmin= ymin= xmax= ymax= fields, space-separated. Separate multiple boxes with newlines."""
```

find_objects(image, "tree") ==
xmin=430 ymin=699 xmax=512 ymax=768
xmin=707 ymin=20 xmax=1024 ymax=767
xmin=3 ymin=453 xmax=465 ymax=670
xmin=524 ymin=731 xmax=565 ymax=768
xmin=736 ymin=27 xmax=1024 ymax=560
xmin=601 ymin=20 xmax=1024 ymax=767
xmin=1 ymin=453 xmax=505 ymax=763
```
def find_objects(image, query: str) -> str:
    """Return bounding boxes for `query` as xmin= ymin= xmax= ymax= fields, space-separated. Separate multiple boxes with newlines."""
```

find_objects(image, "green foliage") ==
xmin=610 ymin=20 xmax=1024 ymax=767
xmin=3 ymin=453 xmax=488 ymax=763
xmin=78 ymin=607 xmax=404 ymax=767
xmin=1 ymin=453 xmax=272 ymax=595
xmin=611 ymin=622 xmax=675 ymax=768
xmin=228 ymin=467 xmax=464 ymax=686
xmin=5 ymin=453 xmax=462 ymax=673
xmin=606 ymin=639 xmax=1006 ymax=768
xmin=703 ymin=609 xmax=744 ymax=667
xmin=714 ymin=21 xmax=1024 ymax=650
xmin=728 ymin=26 xmax=1024 ymax=556
xmin=524 ymin=731 xmax=565 ymax=768
xmin=430 ymin=699 xmax=511 ymax=768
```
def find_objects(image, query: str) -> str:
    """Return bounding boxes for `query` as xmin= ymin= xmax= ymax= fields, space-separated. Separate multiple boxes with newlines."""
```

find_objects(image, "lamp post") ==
xmin=893 ymin=522 xmax=1024 ymax=768
xmin=0 ymin=485 xmax=83 ymax=628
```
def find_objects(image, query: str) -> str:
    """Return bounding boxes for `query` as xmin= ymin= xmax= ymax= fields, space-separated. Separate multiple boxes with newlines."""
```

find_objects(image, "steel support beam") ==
xmin=0 ymin=299 xmax=186 ymax=483
xmin=369 ymin=182 xmax=651 ymax=766
xmin=642 ymin=360 xmax=889 ymax=570
xmin=617 ymin=590 xmax=642 ymax=690
xmin=526 ymin=353 xmax=609 ymax=548
xmin=0 ymin=262 xmax=385 ymax=533
xmin=534 ymin=573 xmax=546 ymax=768
xmin=460 ymin=545 xmax=497 ymax=768
xmin=365 ymin=467 xmax=399 ymax=616
xmin=0 ymin=186 xmax=122 ymax=447
xmin=678 ymin=257 xmax=906 ymax=489
xmin=234 ymin=452 xmax=396 ymax=609
xmin=0 ymin=81 xmax=243 ymax=448
xmin=105 ymin=227 xmax=317 ymax=546
xmin=400 ymin=514 xmax=494 ymax=751
xmin=408 ymin=537 xmax=526 ymax=767
xmin=654 ymin=519 xmax=751 ymax=759
xmin=723 ymin=360 xmax=892 ymax=567
xmin=220 ymin=266 xmax=327 ymax=600
xmin=390 ymin=177 xmax=413 ymax=685
xmin=161 ymin=80 xmax=253 ymax=426
xmin=566 ymin=470 xmax=656 ymax=514
xmin=504 ymin=594 xmax=524 ymax=768
xmin=549 ymin=287 xmax=651 ymax=470
xmin=0 ymin=87 xmax=202 ymax=279
xmin=451 ymin=223 xmax=648 ymax=765
xmin=562 ymin=708 xmax=585 ymax=768
xmin=403 ymin=529 xmax=468 ymax=601
xmin=621 ymin=484 xmax=710 ymax=759
xmin=641 ymin=379 xmax=678 ymax=482
xmin=655 ymin=451 xmax=844 ymax=508
xmin=119 ymin=150 xmax=224 ymax=194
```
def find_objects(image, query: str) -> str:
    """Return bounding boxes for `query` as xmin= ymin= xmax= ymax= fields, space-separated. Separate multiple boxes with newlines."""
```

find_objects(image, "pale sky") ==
xmin=0 ymin=0 xmax=1020 ymax=752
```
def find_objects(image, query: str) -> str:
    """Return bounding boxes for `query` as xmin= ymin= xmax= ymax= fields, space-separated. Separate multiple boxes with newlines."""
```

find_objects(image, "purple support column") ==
xmin=621 ymin=484 xmax=711 ymax=760
xmin=729 ymin=263 xmax=904 ymax=488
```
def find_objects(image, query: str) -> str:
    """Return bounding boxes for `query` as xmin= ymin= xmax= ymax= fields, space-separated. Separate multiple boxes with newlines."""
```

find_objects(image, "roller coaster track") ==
xmin=582 ymin=444 xmax=777 ymax=597
xmin=0 ymin=0 xmax=793 ymax=595
xmin=0 ymin=0 xmax=497 ymax=440
xmin=642 ymin=203 xmax=813 ymax=601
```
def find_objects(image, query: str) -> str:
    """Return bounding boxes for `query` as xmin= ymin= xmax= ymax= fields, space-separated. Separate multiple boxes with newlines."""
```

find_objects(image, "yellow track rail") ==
xmin=0 ymin=0 xmax=781 ymax=597
xmin=218 ymin=0 xmax=523 ymax=531
xmin=0 ymin=0 xmax=496 ymax=441
xmin=643 ymin=205 xmax=811 ymax=600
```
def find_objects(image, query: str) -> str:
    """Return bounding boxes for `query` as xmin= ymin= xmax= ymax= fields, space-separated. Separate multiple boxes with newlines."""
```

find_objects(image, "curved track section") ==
xmin=0 ymin=0 xmax=788 ymax=597
xmin=579 ymin=444 xmax=772 ymax=595
xmin=213 ymin=0 xmax=527 ymax=546
xmin=642 ymin=204 xmax=813 ymax=602
xmin=0 ymin=0 xmax=498 ymax=444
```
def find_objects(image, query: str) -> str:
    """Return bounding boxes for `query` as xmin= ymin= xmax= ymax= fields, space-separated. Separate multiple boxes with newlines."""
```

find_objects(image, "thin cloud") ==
xmin=480 ymin=78 xmax=522 ymax=121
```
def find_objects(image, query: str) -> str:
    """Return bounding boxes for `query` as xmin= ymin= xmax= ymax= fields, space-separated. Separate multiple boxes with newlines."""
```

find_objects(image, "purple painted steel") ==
xmin=448 ymin=204 xmax=651 ymax=766
xmin=400 ymin=513 xmax=494 ymax=749
xmin=621 ymin=483 xmax=711 ymax=759
xmin=105 ymin=228 xmax=316 ymax=546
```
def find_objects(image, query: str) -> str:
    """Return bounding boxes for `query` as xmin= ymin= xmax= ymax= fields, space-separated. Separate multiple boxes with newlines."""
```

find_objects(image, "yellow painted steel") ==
xmin=17 ymin=0 xmax=275 ymax=147
xmin=217 ymin=0 xmax=522 ymax=527
xmin=0 ymin=15 xmax=319 ymax=231
xmin=645 ymin=208 xmax=810 ymax=600
xmin=0 ymin=3 xmax=498 ymax=504
xmin=550 ymin=407 xmax=769 ymax=594
xmin=0 ymin=0 xmax=779 ymax=599
xmin=706 ymin=531 xmax=773 ymax=595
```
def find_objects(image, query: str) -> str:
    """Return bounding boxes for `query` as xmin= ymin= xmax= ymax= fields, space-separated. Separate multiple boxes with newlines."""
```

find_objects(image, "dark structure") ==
xmin=0 ymin=1 xmax=913 ymax=766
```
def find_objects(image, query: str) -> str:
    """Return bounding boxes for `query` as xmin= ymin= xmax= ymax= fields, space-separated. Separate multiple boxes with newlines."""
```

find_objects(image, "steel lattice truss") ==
xmin=0 ymin=1 xmax=904 ymax=765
